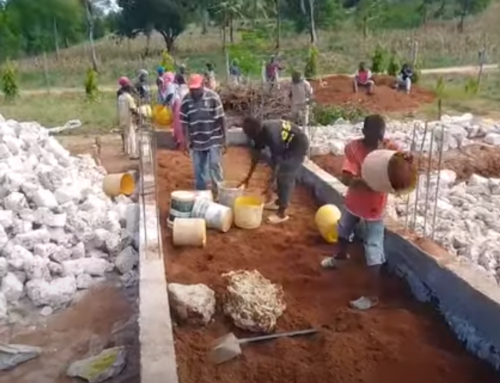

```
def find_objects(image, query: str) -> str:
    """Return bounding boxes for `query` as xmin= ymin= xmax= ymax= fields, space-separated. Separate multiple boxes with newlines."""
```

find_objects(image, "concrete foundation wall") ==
xmin=150 ymin=129 xmax=500 ymax=376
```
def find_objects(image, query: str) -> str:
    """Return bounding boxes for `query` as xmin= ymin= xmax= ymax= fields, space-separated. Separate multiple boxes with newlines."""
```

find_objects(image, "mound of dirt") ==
xmin=310 ymin=75 xmax=435 ymax=114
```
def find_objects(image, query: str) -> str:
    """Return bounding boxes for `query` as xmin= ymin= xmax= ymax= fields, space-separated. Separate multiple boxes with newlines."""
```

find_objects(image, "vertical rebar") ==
xmin=404 ymin=122 xmax=418 ymax=232
xmin=422 ymin=127 xmax=435 ymax=237
xmin=411 ymin=122 xmax=428 ymax=232
xmin=431 ymin=123 xmax=445 ymax=241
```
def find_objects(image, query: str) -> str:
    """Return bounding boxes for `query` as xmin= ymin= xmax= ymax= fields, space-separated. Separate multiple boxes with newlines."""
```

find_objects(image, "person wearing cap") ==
xmin=117 ymin=77 xmax=140 ymax=160
xmin=116 ymin=76 xmax=131 ymax=152
xmin=134 ymin=69 xmax=151 ymax=103
xmin=180 ymin=74 xmax=226 ymax=194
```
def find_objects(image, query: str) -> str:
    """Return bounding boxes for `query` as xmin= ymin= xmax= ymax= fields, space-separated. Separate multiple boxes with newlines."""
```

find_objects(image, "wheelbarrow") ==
xmin=209 ymin=328 xmax=318 ymax=364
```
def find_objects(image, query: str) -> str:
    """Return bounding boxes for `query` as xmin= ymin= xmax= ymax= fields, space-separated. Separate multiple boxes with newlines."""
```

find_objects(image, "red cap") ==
xmin=188 ymin=74 xmax=204 ymax=89
xmin=118 ymin=76 xmax=131 ymax=87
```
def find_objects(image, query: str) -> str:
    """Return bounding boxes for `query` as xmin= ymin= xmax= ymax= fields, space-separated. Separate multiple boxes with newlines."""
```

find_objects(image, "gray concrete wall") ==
xmin=152 ymin=129 xmax=500 ymax=372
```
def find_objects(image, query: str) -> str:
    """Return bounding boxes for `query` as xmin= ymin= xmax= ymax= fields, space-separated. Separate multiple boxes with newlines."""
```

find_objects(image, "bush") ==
xmin=1 ymin=61 xmax=19 ymax=101
xmin=312 ymin=104 xmax=367 ymax=125
xmin=160 ymin=50 xmax=175 ymax=72
xmin=387 ymin=53 xmax=400 ymax=77
xmin=371 ymin=46 xmax=388 ymax=74
xmin=304 ymin=46 xmax=319 ymax=80
xmin=464 ymin=77 xmax=480 ymax=95
xmin=84 ymin=68 xmax=99 ymax=102
xmin=411 ymin=61 xmax=422 ymax=84
xmin=435 ymin=76 xmax=445 ymax=98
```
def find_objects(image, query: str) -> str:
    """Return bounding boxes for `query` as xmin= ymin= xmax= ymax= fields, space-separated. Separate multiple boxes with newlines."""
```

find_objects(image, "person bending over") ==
xmin=321 ymin=114 xmax=411 ymax=311
xmin=395 ymin=63 xmax=413 ymax=94
xmin=239 ymin=117 xmax=309 ymax=224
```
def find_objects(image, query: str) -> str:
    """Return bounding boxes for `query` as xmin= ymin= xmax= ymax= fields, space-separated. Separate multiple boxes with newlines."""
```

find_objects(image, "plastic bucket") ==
xmin=192 ymin=198 xmax=233 ymax=233
xmin=102 ymin=173 xmax=135 ymax=197
xmin=234 ymin=196 xmax=264 ymax=230
xmin=217 ymin=181 xmax=244 ymax=210
xmin=194 ymin=190 xmax=213 ymax=202
xmin=167 ymin=191 xmax=196 ymax=228
xmin=361 ymin=149 xmax=417 ymax=194
xmin=315 ymin=204 xmax=341 ymax=243
xmin=152 ymin=105 xmax=173 ymax=128
xmin=172 ymin=218 xmax=206 ymax=247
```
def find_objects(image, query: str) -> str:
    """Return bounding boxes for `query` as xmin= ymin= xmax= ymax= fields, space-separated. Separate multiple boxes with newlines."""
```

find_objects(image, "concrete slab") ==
xmin=138 ymin=132 xmax=179 ymax=383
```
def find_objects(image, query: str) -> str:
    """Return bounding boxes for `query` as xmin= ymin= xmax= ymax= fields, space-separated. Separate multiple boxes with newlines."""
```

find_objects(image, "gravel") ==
xmin=0 ymin=114 xmax=140 ymax=321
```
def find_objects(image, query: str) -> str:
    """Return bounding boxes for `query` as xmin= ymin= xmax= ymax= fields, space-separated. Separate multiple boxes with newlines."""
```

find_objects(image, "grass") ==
xmin=417 ymin=72 xmax=500 ymax=118
xmin=7 ymin=5 xmax=500 ymax=91
xmin=0 ymin=92 xmax=117 ymax=136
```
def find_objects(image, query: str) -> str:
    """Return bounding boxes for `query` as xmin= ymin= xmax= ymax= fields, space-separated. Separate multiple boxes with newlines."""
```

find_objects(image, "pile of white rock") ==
xmin=0 ymin=114 xmax=139 ymax=321
xmin=391 ymin=170 xmax=500 ymax=284
xmin=308 ymin=113 xmax=500 ymax=156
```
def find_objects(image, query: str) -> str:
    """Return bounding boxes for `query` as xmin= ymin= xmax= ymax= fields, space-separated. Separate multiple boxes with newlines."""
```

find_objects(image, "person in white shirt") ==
xmin=290 ymin=71 xmax=313 ymax=127
xmin=117 ymin=77 xmax=139 ymax=160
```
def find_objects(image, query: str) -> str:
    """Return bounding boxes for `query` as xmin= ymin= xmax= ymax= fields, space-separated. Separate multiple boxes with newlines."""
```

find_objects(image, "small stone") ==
xmin=32 ymin=189 xmax=58 ymax=209
xmin=168 ymin=283 xmax=216 ymax=326
xmin=66 ymin=346 xmax=127 ymax=383
xmin=25 ymin=276 xmax=76 ymax=308
xmin=76 ymin=274 xmax=93 ymax=290
xmin=0 ymin=292 xmax=7 ymax=320
xmin=1 ymin=273 xmax=24 ymax=304
xmin=40 ymin=306 xmax=53 ymax=317
xmin=0 ymin=258 xmax=7 ymax=278
xmin=115 ymin=246 xmax=138 ymax=275
xmin=71 ymin=242 xmax=86 ymax=259
xmin=0 ymin=344 xmax=42 ymax=371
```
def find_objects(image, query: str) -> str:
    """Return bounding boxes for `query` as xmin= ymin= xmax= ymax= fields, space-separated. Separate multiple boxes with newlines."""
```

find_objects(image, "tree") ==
xmin=455 ymin=0 xmax=492 ymax=32
xmin=355 ymin=0 xmax=383 ymax=38
xmin=116 ymin=0 xmax=188 ymax=52
xmin=283 ymin=0 xmax=343 ymax=38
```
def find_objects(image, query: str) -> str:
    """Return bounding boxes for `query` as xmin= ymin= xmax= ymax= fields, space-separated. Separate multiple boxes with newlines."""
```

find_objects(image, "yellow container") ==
xmin=139 ymin=105 xmax=152 ymax=118
xmin=315 ymin=204 xmax=342 ymax=243
xmin=234 ymin=196 xmax=264 ymax=230
xmin=152 ymin=105 xmax=173 ymax=128
xmin=102 ymin=173 xmax=135 ymax=197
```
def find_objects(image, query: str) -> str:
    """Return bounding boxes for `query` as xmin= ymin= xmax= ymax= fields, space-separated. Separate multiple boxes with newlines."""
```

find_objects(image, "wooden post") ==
xmin=411 ymin=39 xmax=419 ymax=67
xmin=477 ymin=48 xmax=486 ymax=85
xmin=93 ymin=136 xmax=102 ymax=167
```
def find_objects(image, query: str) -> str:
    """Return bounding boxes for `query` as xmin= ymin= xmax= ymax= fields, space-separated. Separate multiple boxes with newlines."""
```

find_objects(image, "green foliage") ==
xmin=387 ymin=53 xmax=399 ymax=76
xmin=1 ymin=61 xmax=19 ymax=101
xmin=371 ymin=45 xmax=388 ymax=73
xmin=84 ymin=68 xmax=99 ymax=102
xmin=435 ymin=76 xmax=445 ymax=98
xmin=312 ymin=104 xmax=366 ymax=125
xmin=227 ymin=30 xmax=267 ymax=76
xmin=304 ymin=46 xmax=319 ymax=80
xmin=283 ymin=0 xmax=344 ymax=33
xmin=160 ymin=51 xmax=176 ymax=72
xmin=464 ymin=77 xmax=480 ymax=95
xmin=411 ymin=61 xmax=422 ymax=84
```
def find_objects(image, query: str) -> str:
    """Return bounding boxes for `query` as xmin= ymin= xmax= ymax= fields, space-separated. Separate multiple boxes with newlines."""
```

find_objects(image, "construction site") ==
xmin=1 ymin=72 xmax=500 ymax=383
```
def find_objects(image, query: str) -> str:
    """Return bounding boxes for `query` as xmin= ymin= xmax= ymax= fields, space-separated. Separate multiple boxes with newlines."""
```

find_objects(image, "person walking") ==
xmin=265 ymin=55 xmax=282 ymax=90
xmin=320 ymin=114 xmax=412 ymax=310
xmin=239 ymin=117 xmax=309 ymax=224
xmin=180 ymin=74 xmax=227 ymax=195
xmin=229 ymin=60 xmax=242 ymax=85
xmin=117 ymin=77 xmax=140 ymax=160
xmin=290 ymin=71 xmax=313 ymax=127
xmin=204 ymin=63 xmax=217 ymax=90
xmin=134 ymin=69 xmax=151 ymax=103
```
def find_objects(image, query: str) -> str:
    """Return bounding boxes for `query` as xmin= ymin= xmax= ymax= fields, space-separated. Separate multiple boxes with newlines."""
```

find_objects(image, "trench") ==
xmin=143 ymin=129 xmax=500 ymax=383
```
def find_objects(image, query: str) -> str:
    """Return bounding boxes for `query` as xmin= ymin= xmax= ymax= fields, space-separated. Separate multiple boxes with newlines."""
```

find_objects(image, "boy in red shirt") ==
xmin=321 ymin=114 xmax=410 ymax=310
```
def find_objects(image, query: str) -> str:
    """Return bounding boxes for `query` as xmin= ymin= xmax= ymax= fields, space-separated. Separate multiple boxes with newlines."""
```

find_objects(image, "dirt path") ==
xmin=20 ymin=64 xmax=498 ymax=96
xmin=156 ymin=147 xmax=496 ymax=383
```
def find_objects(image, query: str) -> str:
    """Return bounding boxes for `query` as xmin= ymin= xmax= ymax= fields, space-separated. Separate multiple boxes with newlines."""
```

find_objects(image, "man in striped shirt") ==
xmin=181 ymin=74 xmax=226 ymax=194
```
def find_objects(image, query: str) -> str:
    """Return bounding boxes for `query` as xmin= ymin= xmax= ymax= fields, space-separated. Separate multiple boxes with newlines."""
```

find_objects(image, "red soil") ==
xmin=310 ymin=75 xmax=435 ymax=113
xmin=157 ymin=147 xmax=495 ymax=383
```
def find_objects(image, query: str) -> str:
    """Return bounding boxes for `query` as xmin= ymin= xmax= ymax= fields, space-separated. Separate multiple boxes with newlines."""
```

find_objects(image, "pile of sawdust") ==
xmin=222 ymin=270 xmax=286 ymax=333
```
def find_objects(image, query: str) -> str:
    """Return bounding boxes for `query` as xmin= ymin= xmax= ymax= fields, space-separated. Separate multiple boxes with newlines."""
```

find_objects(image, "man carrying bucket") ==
xmin=320 ymin=114 xmax=412 ymax=311
xmin=238 ymin=117 xmax=309 ymax=224
xmin=180 ymin=74 xmax=227 ymax=195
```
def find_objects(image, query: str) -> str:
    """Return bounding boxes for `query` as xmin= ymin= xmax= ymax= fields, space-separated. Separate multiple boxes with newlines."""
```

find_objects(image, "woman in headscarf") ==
xmin=116 ymin=77 xmax=139 ymax=159
xmin=156 ymin=66 xmax=167 ymax=104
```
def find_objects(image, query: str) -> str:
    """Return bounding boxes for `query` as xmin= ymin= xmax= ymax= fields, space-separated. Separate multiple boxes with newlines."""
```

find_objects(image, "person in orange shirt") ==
xmin=321 ymin=114 xmax=411 ymax=310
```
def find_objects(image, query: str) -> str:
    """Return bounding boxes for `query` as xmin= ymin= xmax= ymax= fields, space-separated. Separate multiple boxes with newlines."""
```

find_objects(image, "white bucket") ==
xmin=217 ymin=181 xmax=244 ymax=210
xmin=192 ymin=198 xmax=233 ymax=233
xmin=167 ymin=191 xmax=196 ymax=228
xmin=172 ymin=218 xmax=206 ymax=247
xmin=361 ymin=149 xmax=397 ymax=193
xmin=361 ymin=149 xmax=417 ymax=194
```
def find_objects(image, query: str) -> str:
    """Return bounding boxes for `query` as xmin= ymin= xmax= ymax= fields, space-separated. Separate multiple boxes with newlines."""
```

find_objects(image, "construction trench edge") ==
xmin=137 ymin=129 xmax=500 ymax=382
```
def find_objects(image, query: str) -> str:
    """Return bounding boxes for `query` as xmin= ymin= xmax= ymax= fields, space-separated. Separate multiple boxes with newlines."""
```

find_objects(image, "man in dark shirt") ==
xmin=180 ymin=74 xmax=227 ymax=195
xmin=239 ymin=117 xmax=309 ymax=224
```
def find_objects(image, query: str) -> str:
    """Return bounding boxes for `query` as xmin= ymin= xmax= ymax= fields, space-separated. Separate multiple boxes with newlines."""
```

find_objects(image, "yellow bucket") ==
xmin=102 ymin=173 xmax=135 ymax=197
xmin=315 ymin=204 xmax=342 ymax=243
xmin=152 ymin=105 xmax=173 ymax=128
xmin=234 ymin=196 xmax=264 ymax=230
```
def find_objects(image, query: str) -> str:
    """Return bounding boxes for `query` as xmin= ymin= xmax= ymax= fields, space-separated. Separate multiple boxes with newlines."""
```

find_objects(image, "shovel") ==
xmin=210 ymin=328 xmax=318 ymax=364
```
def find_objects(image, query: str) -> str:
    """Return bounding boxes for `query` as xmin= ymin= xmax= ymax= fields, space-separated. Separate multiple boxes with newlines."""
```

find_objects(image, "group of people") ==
xmin=354 ymin=61 xmax=414 ymax=94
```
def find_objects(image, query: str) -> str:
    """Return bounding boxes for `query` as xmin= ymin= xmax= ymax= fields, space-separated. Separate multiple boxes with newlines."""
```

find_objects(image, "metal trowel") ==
xmin=210 ymin=328 xmax=318 ymax=364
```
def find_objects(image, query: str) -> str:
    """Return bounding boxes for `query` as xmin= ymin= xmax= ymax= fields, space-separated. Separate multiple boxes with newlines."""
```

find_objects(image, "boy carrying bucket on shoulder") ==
xmin=321 ymin=114 xmax=412 ymax=311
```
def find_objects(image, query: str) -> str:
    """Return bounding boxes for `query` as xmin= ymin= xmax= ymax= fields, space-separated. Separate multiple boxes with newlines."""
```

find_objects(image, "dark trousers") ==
xmin=275 ymin=156 xmax=304 ymax=210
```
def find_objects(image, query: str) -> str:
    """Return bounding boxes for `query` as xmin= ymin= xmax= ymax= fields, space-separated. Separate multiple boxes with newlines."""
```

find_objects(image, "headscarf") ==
xmin=118 ymin=76 xmax=131 ymax=87
xmin=138 ymin=69 xmax=149 ymax=81
xmin=164 ymin=72 xmax=175 ymax=83
xmin=157 ymin=66 xmax=165 ymax=75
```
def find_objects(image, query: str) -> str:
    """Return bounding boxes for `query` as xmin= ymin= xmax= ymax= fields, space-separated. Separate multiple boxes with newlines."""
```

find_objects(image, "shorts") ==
xmin=337 ymin=209 xmax=385 ymax=267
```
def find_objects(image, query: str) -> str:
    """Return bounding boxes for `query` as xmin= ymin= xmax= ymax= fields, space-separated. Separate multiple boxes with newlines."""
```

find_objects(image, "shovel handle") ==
xmin=240 ymin=329 xmax=318 ymax=344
